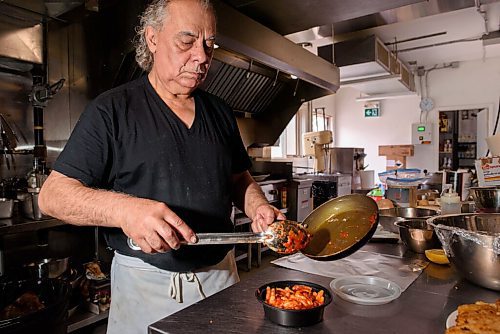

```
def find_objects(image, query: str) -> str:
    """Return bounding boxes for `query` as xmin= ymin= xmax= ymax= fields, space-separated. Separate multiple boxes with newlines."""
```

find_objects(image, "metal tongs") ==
xmin=127 ymin=220 xmax=310 ymax=254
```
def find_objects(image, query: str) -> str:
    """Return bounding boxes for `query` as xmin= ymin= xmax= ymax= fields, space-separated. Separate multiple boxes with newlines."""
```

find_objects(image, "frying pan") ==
xmin=300 ymin=194 xmax=379 ymax=261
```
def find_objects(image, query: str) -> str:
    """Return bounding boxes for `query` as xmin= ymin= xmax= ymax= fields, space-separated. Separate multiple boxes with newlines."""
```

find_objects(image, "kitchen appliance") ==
xmin=442 ymin=170 xmax=472 ymax=201
xmin=288 ymin=179 xmax=313 ymax=222
xmin=327 ymin=147 xmax=366 ymax=190
xmin=385 ymin=185 xmax=417 ymax=208
xmin=302 ymin=131 xmax=333 ymax=173
xmin=303 ymin=174 xmax=351 ymax=209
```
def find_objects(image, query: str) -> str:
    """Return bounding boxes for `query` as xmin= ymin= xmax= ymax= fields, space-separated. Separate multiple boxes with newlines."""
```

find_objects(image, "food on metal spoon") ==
xmin=267 ymin=220 xmax=310 ymax=254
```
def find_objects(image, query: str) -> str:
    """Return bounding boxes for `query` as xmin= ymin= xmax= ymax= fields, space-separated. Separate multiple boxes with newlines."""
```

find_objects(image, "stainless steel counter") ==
xmin=148 ymin=243 xmax=498 ymax=334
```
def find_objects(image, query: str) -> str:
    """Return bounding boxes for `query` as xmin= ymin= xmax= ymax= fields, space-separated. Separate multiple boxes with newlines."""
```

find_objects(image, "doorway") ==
xmin=438 ymin=108 xmax=487 ymax=171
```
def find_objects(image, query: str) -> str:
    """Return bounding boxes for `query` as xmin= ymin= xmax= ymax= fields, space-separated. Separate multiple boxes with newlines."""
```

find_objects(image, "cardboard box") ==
xmin=476 ymin=157 xmax=500 ymax=187
xmin=247 ymin=146 xmax=272 ymax=158
xmin=378 ymin=145 xmax=414 ymax=157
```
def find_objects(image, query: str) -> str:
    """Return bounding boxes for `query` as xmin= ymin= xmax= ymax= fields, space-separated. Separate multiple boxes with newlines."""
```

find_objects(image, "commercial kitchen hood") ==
xmin=0 ymin=0 xmax=83 ymax=70
xmin=204 ymin=1 xmax=340 ymax=145
xmin=318 ymin=35 xmax=415 ymax=96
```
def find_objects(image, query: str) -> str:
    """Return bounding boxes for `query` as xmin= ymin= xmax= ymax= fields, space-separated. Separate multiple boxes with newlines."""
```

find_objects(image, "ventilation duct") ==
xmin=318 ymin=35 xmax=416 ymax=95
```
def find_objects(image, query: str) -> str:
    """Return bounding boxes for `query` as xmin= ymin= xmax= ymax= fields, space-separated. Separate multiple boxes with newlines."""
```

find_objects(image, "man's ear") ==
xmin=145 ymin=26 xmax=158 ymax=53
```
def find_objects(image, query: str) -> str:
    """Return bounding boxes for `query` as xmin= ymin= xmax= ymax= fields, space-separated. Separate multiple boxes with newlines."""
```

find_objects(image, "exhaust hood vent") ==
xmin=203 ymin=60 xmax=284 ymax=114
xmin=318 ymin=35 xmax=416 ymax=95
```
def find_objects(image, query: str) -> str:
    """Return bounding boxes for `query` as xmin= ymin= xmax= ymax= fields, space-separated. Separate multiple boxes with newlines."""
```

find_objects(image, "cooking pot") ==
xmin=301 ymin=194 xmax=379 ymax=261
xmin=18 ymin=189 xmax=49 ymax=220
xmin=25 ymin=258 xmax=69 ymax=280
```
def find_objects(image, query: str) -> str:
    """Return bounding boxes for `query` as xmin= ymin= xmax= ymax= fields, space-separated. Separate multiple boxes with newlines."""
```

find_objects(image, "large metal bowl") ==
xmin=427 ymin=213 xmax=500 ymax=291
xmin=469 ymin=186 xmax=500 ymax=212
xmin=395 ymin=219 xmax=440 ymax=253
xmin=378 ymin=207 xmax=438 ymax=234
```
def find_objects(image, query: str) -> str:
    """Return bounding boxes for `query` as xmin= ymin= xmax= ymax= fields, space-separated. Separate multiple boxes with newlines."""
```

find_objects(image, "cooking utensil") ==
xmin=395 ymin=219 xmax=440 ymax=253
xmin=378 ymin=207 xmax=438 ymax=234
xmin=0 ymin=198 xmax=15 ymax=219
xmin=127 ymin=220 xmax=309 ymax=254
xmin=300 ymin=194 xmax=379 ymax=261
xmin=427 ymin=213 xmax=500 ymax=291
xmin=255 ymin=280 xmax=332 ymax=327
xmin=18 ymin=189 xmax=49 ymax=221
xmin=469 ymin=186 xmax=500 ymax=212
xmin=25 ymin=258 xmax=70 ymax=280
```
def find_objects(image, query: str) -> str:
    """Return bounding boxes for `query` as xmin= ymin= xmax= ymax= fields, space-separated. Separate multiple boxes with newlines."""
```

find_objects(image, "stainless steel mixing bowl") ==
xmin=379 ymin=207 xmax=438 ymax=234
xmin=427 ymin=213 xmax=500 ymax=291
xmin=394 ymin=219 xmax=440 ymax=253
xmin=469 ymin=186 xmax=500 ymax=212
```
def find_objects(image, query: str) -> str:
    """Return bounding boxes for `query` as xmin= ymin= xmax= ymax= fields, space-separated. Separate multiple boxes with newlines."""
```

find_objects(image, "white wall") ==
xmin=333 ymin=57 xmax=500 ymax=180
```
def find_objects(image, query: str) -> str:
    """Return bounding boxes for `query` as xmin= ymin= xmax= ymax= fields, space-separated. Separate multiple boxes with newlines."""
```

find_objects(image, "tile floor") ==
xmin=70 ymin=251 xmax=279 ymax=334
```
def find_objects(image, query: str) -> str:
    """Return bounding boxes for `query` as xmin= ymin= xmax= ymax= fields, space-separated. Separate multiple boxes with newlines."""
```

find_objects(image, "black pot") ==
xmin=0 ymin=278 xmax=70 ymax=334
xmin=255 ymin=280 xmax=332 ymax=327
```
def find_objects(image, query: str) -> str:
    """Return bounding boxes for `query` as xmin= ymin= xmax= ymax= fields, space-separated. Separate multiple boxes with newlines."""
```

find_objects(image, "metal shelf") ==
xmin=0 ymin=217 xmax=66 ymax=236
xmin=67 ymin=309 xmax=109 ymax=333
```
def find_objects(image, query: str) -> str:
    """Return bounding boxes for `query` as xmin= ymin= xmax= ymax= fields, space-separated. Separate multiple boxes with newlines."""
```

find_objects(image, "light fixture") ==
xmin=355 ymin=91 xmax=417 ymax=102
xmin=290 ymin=74 xmax=298 ymax=80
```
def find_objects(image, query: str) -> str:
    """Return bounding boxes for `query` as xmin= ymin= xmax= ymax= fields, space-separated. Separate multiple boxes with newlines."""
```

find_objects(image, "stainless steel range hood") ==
xmin=201 ymin=1 xmax=339 ymax=145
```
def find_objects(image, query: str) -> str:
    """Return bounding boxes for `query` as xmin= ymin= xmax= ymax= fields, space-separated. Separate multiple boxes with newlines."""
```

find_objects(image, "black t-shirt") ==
xmin=54 ymin=75 xmax=252 ymax=272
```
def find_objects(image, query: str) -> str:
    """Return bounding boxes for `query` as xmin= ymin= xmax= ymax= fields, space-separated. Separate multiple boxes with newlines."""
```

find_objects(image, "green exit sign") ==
xmin=364 ymin=102 xmax=381 ymax=117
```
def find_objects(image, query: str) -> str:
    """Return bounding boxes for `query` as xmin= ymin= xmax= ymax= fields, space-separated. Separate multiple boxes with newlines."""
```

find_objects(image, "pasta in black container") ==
xmin=255 ymin=280 xmax=332 ymax=327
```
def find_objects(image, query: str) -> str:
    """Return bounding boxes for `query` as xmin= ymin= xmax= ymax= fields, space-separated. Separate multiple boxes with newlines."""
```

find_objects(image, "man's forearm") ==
xmin=39 ymin=171 xmax=131 ymax=228
xmin=231 ymin=171 xmax=269 ymax=220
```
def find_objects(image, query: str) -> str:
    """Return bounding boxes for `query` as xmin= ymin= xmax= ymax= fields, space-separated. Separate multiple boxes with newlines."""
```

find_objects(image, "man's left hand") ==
xmin=251 ymin=204 xmax=286 ymax=233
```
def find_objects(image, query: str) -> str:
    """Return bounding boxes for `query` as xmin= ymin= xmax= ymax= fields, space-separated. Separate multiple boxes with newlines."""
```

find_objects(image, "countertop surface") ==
xmin=148 ymin=243 xmax=498 ymax=334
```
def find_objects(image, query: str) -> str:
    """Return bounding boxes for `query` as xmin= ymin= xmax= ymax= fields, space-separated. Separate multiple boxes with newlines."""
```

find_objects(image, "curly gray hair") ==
xmin=134 ymin=0 xmax=215 ymax=73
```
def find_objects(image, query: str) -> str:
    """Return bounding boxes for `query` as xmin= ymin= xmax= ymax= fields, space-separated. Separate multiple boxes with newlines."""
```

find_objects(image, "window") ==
xmin=312 ymin=108 xmax=332 ymax=132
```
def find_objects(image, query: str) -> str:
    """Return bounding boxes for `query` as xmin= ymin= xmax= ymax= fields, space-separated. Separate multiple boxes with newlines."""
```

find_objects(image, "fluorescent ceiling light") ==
xmin=355 ymin=91 xmax=417 ymax=102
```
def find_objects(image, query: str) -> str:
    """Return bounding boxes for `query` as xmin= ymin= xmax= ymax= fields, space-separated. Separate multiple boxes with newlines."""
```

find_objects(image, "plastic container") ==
xmin=378 ymin=169 xmax=424 ymax=184
xmin=255 ymin=280 xmax=332 ymax=327
xmin=329 ymin=275 xmax=401 ymax=305
xmin=440 ymin=190 xmax=461 ymax=215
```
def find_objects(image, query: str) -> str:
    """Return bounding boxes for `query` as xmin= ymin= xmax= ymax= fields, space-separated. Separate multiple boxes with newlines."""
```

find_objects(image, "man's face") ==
xmin=147 ymin=0 xmax=216 ymax=94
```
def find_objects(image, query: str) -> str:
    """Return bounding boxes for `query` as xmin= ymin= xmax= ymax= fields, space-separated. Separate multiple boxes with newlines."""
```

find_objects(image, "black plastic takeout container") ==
xmin=255 ymin=280 xmax=332 ymax=327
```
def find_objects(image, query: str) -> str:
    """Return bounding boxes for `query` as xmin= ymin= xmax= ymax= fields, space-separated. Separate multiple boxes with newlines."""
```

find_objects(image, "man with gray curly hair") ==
xmin=39 ymin=0 xmax=284 ymax=332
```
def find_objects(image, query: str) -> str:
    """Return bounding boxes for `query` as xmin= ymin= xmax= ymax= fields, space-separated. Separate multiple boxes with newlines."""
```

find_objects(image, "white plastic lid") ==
xmin=330 ymin=276 xmax=401 ymax=306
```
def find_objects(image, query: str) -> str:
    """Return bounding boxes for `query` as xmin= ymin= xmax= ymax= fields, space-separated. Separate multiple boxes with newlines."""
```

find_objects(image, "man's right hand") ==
xmin=39 ymin=171 xmax=196 ymax=254
xmin=120 ymin=198 xmax=197 ymax=254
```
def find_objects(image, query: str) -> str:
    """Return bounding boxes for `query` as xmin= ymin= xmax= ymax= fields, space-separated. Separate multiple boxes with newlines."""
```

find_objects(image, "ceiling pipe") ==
xmin=475 ymin=0 xmax=489 ymax=35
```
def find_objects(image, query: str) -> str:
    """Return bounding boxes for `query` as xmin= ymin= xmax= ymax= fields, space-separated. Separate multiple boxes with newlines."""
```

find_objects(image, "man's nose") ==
xmin=191 ymin=42 xmax=209 ymax=64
